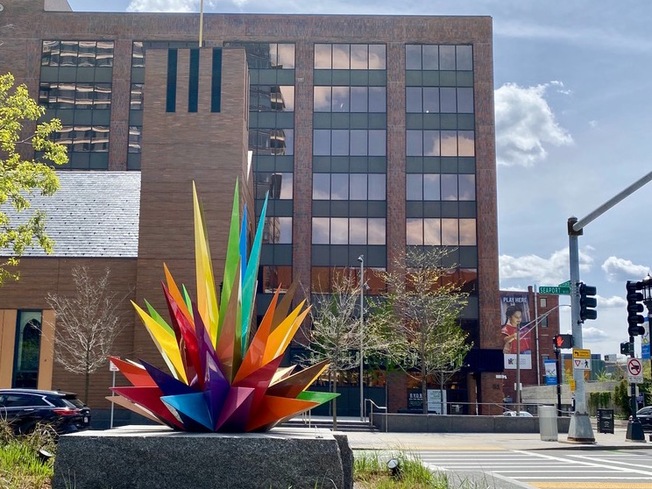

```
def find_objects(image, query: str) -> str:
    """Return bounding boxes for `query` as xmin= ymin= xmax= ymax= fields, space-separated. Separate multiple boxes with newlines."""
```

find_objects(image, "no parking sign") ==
xmin=627 ymin=357 xmax=643 ymax=384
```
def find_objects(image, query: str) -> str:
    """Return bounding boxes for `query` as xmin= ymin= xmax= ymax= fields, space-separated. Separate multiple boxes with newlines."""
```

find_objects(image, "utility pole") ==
xmin=566 ymin=170 xmax=652 ymax=443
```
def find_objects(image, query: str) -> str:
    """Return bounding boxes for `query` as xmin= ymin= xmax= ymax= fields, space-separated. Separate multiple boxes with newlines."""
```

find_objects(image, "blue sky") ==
xmin=65 ymin=0 xmax=652 ymax=357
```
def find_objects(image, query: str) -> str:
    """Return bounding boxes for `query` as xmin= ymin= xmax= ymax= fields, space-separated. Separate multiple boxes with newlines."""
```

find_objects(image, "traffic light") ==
xmin=626 ymin=280 xmax=645 ymax=336
xmin=620 ymin=341 xmax=634 ymax=356
xmin=553 ymin=334 xmax=573 ymax=349
xmin=578 ymin=282 xmax=597 ymax=321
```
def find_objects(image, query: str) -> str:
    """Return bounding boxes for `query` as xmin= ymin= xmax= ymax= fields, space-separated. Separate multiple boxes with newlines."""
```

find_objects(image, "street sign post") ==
xmin=627 ymin=358 xmax=644 ymax=383
xmin=572 ymin=348 xmax=592 ymax=371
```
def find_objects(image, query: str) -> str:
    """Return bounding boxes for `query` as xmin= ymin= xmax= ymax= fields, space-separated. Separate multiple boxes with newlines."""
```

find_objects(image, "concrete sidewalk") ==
xmin=342 ymin=427 xmax=651 ymax=451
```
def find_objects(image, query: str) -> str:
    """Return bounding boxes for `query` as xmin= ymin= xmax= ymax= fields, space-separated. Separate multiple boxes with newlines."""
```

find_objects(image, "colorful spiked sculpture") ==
xmin=107 ymin=182 xmax=336 ymax=432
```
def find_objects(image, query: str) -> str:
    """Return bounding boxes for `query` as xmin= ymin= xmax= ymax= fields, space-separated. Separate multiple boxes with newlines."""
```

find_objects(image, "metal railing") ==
xmin=365 ymin=398 xmax=388 ymax=432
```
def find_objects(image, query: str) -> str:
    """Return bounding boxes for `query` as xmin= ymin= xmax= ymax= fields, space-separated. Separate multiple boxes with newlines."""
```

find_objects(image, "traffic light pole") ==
xmin=626 ymin=331 xmax=645 ymax=441
xmin=566 ymin=170 xmax=652 ymax=443
xmin=567 ymin=221 xmax=594 ymax=442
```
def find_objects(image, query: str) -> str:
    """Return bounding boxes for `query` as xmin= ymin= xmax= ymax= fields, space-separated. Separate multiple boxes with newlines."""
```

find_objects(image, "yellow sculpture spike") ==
xmin=263 ymin=302 xmax=311 ymax=364
xmin=192 ymin=183 xmax=220 ymax=347
xmin=270 ymin=365 xmax=296 ymax=385
xmin=163 ymin=264 xmax=193 ymax=326
xmin=132 ymin=301 xmax=188 ymax=384
xmin=272 ymin=282 xmax=298 ymax=331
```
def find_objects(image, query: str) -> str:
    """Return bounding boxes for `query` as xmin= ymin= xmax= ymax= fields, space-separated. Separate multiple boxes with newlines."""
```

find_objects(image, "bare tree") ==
xmin=371 ymin=248 xmax=472 ymax=414
xmin=46 ymin=266 xmax=127 ymax=403
xmin=300 ymin=268 xmax=387 ymax=427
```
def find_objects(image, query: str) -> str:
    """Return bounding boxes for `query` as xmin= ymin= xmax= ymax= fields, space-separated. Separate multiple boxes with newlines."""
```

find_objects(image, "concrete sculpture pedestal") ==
xmin=53 ymin=426 xmax=352 ymax=489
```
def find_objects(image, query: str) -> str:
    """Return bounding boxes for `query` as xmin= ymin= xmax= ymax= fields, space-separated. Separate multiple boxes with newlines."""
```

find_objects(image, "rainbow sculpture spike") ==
xmin=108 ymin=182 xmax=335 ymax=432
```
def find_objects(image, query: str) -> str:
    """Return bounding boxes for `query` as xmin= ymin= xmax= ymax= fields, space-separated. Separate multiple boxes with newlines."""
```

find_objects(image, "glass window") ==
xmin=422 ymin=45 xmax=439 ymax=70
xmin=262 ymin=265 xmax=292 ymax=293
xmin=406 ymin=174 xmax=422 ymax=200
xmin=423 ymin=174 xmax=440 ymax=200
xmin=368 ymin=45 xmax=386 ymax=69
xmin=314 ymin=87 xmax=331 ymax=112
xmin=457 ymin=88 xmax=474 ymax=113
xmin=312 ymin=218 xmax=330 ymax=244
xmin=440 ymin=131 xmax=457 ymax=156
xmin=423 ymin=130 xmax=439 ymax=157
xmin=368 ymin=219 xmax=386 ymax=245
xmin=350 ymin=44 xmax=368 ymax=69
xmin=331 ymin=87 xmax=349 ymax=112
xmin=459 ymin=219 xmax=477 ymax=245
xmin=441 ymin=174 xmax=457 ymax=200
xmin=440 ymin=87 xmax=457 ymax=113
xmin=271 ymin=43 xmax=295 ymax=69
xmin=331 ymin=217 xmax=348 ymax=244
xmin=332 ymin=44 xmax=350 ymax=69
xmin=406 ymin=45 xmax=421 ymax=70
xmin=313 ymin=173 xmax=330 ymax=199
xmin=456 ymin=45 xmax=473 ymax=70
xmin=368 ymin=87 xmax=386 ymax=112
xmin=331 ymin=174 xmax=349 ymax=200
xmin=331 ymin=130 xmax=349 ymax=155
xmin=540 ymin=297 xmax=547 ymax=308
xmin=458 ymin=174 xmax=475 ymax=200
xmin=12 ymin=311 xmax=42 ymax=389
xmin=442 ymin=218 xmax=458 ymax=245
xmin=350 ymin=130 xmax=367 ymax=156
xmin=130 ymin=84 xmax=143 ymax=110
xmin=368 ymin=130 xmax=386 ymax=156
xmin=128 ymin=126 xmax=141 ymax=153
xmin=368 ymin=174 xmax=386 ymax=200
xmin=256 ymin=173 xmax=293 ymax=199
xmin=314 ymin=44 xmax=332 ymax=69
xmin=406 ymin=130 xmax=422 ymax=157
xmin=349 ymin=218 xmax=366 ymax=244
xmin=406 ymin=87 xmax=422 ymax=113
xmin=350 ymin=87 xmax=368 ymax=112
xmin=349 ymin=174 xmax=367 ymax=200
xmin=406 ymin=218 xmax=423 ymax=245
xmin=458 ymin=131 xmax=475 ymax=156
xmin=439 ymin=45 xmax=456 ymax=70
xmin=313 ymin=130 xmax=331 ymax=155
xmin=424 ymin=219 xmax=441 ymax=245
xmin=423 ymin=87 xmax=439 ymax=113
xmin=264 ymin=217 xmax=292 ymax=244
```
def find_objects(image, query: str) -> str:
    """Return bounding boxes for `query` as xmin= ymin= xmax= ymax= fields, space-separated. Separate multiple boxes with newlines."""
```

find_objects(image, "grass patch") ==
xmin=0 ymin=420 xmax=56 ymax=489
xmin=354 ymin=450 xmax=496 ymax=489
xmin=354 ymin=450 xmax=449 ymax=489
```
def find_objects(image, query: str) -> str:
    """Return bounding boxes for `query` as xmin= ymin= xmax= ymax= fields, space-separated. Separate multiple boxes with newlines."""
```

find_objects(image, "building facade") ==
xmin=0 ymin=0 xmax=502 ymax=417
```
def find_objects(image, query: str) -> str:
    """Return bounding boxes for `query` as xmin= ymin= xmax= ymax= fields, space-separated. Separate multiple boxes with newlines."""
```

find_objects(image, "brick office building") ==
xmin=0 ymin=0 xmax=502 ymax=417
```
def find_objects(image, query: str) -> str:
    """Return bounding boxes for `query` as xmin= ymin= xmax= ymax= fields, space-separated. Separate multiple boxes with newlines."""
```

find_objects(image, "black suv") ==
xmin=636 ymin=406 xmax=652 ymax=431
xmin=0 ymin=389 xmax=91 ymax=436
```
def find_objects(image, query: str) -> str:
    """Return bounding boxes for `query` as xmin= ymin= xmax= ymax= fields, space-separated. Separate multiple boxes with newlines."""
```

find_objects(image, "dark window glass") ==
xmin=256 ymin=172 xmax=293 ymax=199
xmin=368 ymin=130 xmax=386 ymax=156
xmin=128 ymin=126 xmax=141 ymax=153
xmin=211 ymin=48 xmax=222 ymax=112
xmin=440 ymin=87 xmax=457 ymax=113
xmin=262 ymin=266 xmax=292 ymax=293
xmin=264 ymin=217 xmax=292 ymax=244
xmin=331 ymin=130 xmax=349 ymax=155
xmin=350 ymin=130 xmax=367 ymax=156
xmin=406 ymin=174 xmax=422 ymax=200
xmin=423 ymin=87 xmax=439 ymax=113
xmin=368 ymin=174 xmax=386 ymax=200
xmin=349 ymin=174 xmax=367 ymax=200
xmin=406 ymin=130 xmax=422 ymax=156
xmin=12 ymin=312 xmax=42 ymax=389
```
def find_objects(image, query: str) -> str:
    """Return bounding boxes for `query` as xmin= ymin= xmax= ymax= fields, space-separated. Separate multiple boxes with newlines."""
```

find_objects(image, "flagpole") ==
xmin=199 ymin=0 xmax=204 ymax=48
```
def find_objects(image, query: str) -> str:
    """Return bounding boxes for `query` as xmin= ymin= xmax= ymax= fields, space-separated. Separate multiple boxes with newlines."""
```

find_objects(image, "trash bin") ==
xmin=539 ymin=405 xmax=558 ymax=441
xmin=597 ymin=409 xmax=614 ymax=434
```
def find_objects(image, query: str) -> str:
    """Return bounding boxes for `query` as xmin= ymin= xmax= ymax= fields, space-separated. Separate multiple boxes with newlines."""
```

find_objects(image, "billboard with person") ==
xmin=500 ymin=292 xmax=532 ymax=369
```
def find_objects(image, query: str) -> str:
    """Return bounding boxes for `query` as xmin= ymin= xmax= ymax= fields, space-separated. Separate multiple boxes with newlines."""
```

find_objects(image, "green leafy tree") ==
xmin=370 ymin=248 xmax=471 ymax=414
xmin=0 ymin=72 xmax=67 ymax=284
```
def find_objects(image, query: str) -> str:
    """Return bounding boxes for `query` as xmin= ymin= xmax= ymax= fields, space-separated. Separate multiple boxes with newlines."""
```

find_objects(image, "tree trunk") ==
xmin=422 ymin=366 xmax=428 ymax=415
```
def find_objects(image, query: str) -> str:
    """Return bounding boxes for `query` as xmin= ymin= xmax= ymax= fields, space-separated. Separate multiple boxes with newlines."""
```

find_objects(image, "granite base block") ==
xmin=53 ymin=425 xmax=351 ymax=489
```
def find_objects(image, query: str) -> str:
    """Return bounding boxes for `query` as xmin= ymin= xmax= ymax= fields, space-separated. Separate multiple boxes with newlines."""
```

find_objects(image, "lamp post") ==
xmin=358 ymin=254 xmax=364 ymax=421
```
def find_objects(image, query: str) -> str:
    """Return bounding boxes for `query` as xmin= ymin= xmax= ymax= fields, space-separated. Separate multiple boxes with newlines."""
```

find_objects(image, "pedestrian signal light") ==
xmin=626 ymin=280 xmax=645 ymax=336
xmin=578 ymin=282 xmax=598 ymax=321
xmin=620 ymin=341 xmax=634 ymax=356
xmin=553 ymin=334 xmax=573 ymax=349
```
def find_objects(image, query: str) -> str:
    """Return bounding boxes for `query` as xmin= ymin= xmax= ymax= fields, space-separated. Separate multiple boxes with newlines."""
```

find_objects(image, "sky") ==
xmin=66 ymin=0 xmax=652 ymax=357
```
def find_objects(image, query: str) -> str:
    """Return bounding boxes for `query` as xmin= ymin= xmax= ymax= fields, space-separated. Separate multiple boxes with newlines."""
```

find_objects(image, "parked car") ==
xmin=0 ymin=389 xmax=91 ymax=436
xmin=503 ymin=410 xmax=534 ymax=417
xmin=636 ymin=406 xmax=652 ymax=431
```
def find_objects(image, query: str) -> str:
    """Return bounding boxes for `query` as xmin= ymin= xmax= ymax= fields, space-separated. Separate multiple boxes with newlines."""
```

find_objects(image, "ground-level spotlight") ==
xmin=38 ymin=448 xmax=54 ymax=463
xmin=387 ymin=458 xmax=401 ymax=478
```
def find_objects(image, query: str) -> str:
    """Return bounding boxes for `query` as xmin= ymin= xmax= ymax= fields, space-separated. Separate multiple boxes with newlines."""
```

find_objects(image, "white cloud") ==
xmin=601 ymin=256 xmax=650 ymax=282
xmin=494 ymin=82 xmax=573 ymax=167
xmin=597 ymin=295 xmax=626 ymax=308
xmin=582 ymin=326 xmax=609 ymax=341
xmin=499 ymin=247 xmax=592 ymax=286
xmin=127 ymin=0 xmax=218 ymax=12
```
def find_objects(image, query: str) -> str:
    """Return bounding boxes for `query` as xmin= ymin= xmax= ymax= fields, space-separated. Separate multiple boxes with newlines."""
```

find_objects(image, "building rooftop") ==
xmin=2 ymin=171 xmax=140 ymax=258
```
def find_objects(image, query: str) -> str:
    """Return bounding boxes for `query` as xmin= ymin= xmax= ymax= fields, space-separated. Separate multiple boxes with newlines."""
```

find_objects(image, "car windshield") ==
xmin=63 ymin=397 xmax=86 ymax=409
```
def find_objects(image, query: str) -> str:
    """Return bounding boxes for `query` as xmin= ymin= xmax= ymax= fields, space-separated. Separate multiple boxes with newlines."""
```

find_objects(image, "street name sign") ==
xmin=627 ymin=357 xmax=644 ymax=383
xmin=539 ymin=285 xmax=571 ymax=295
